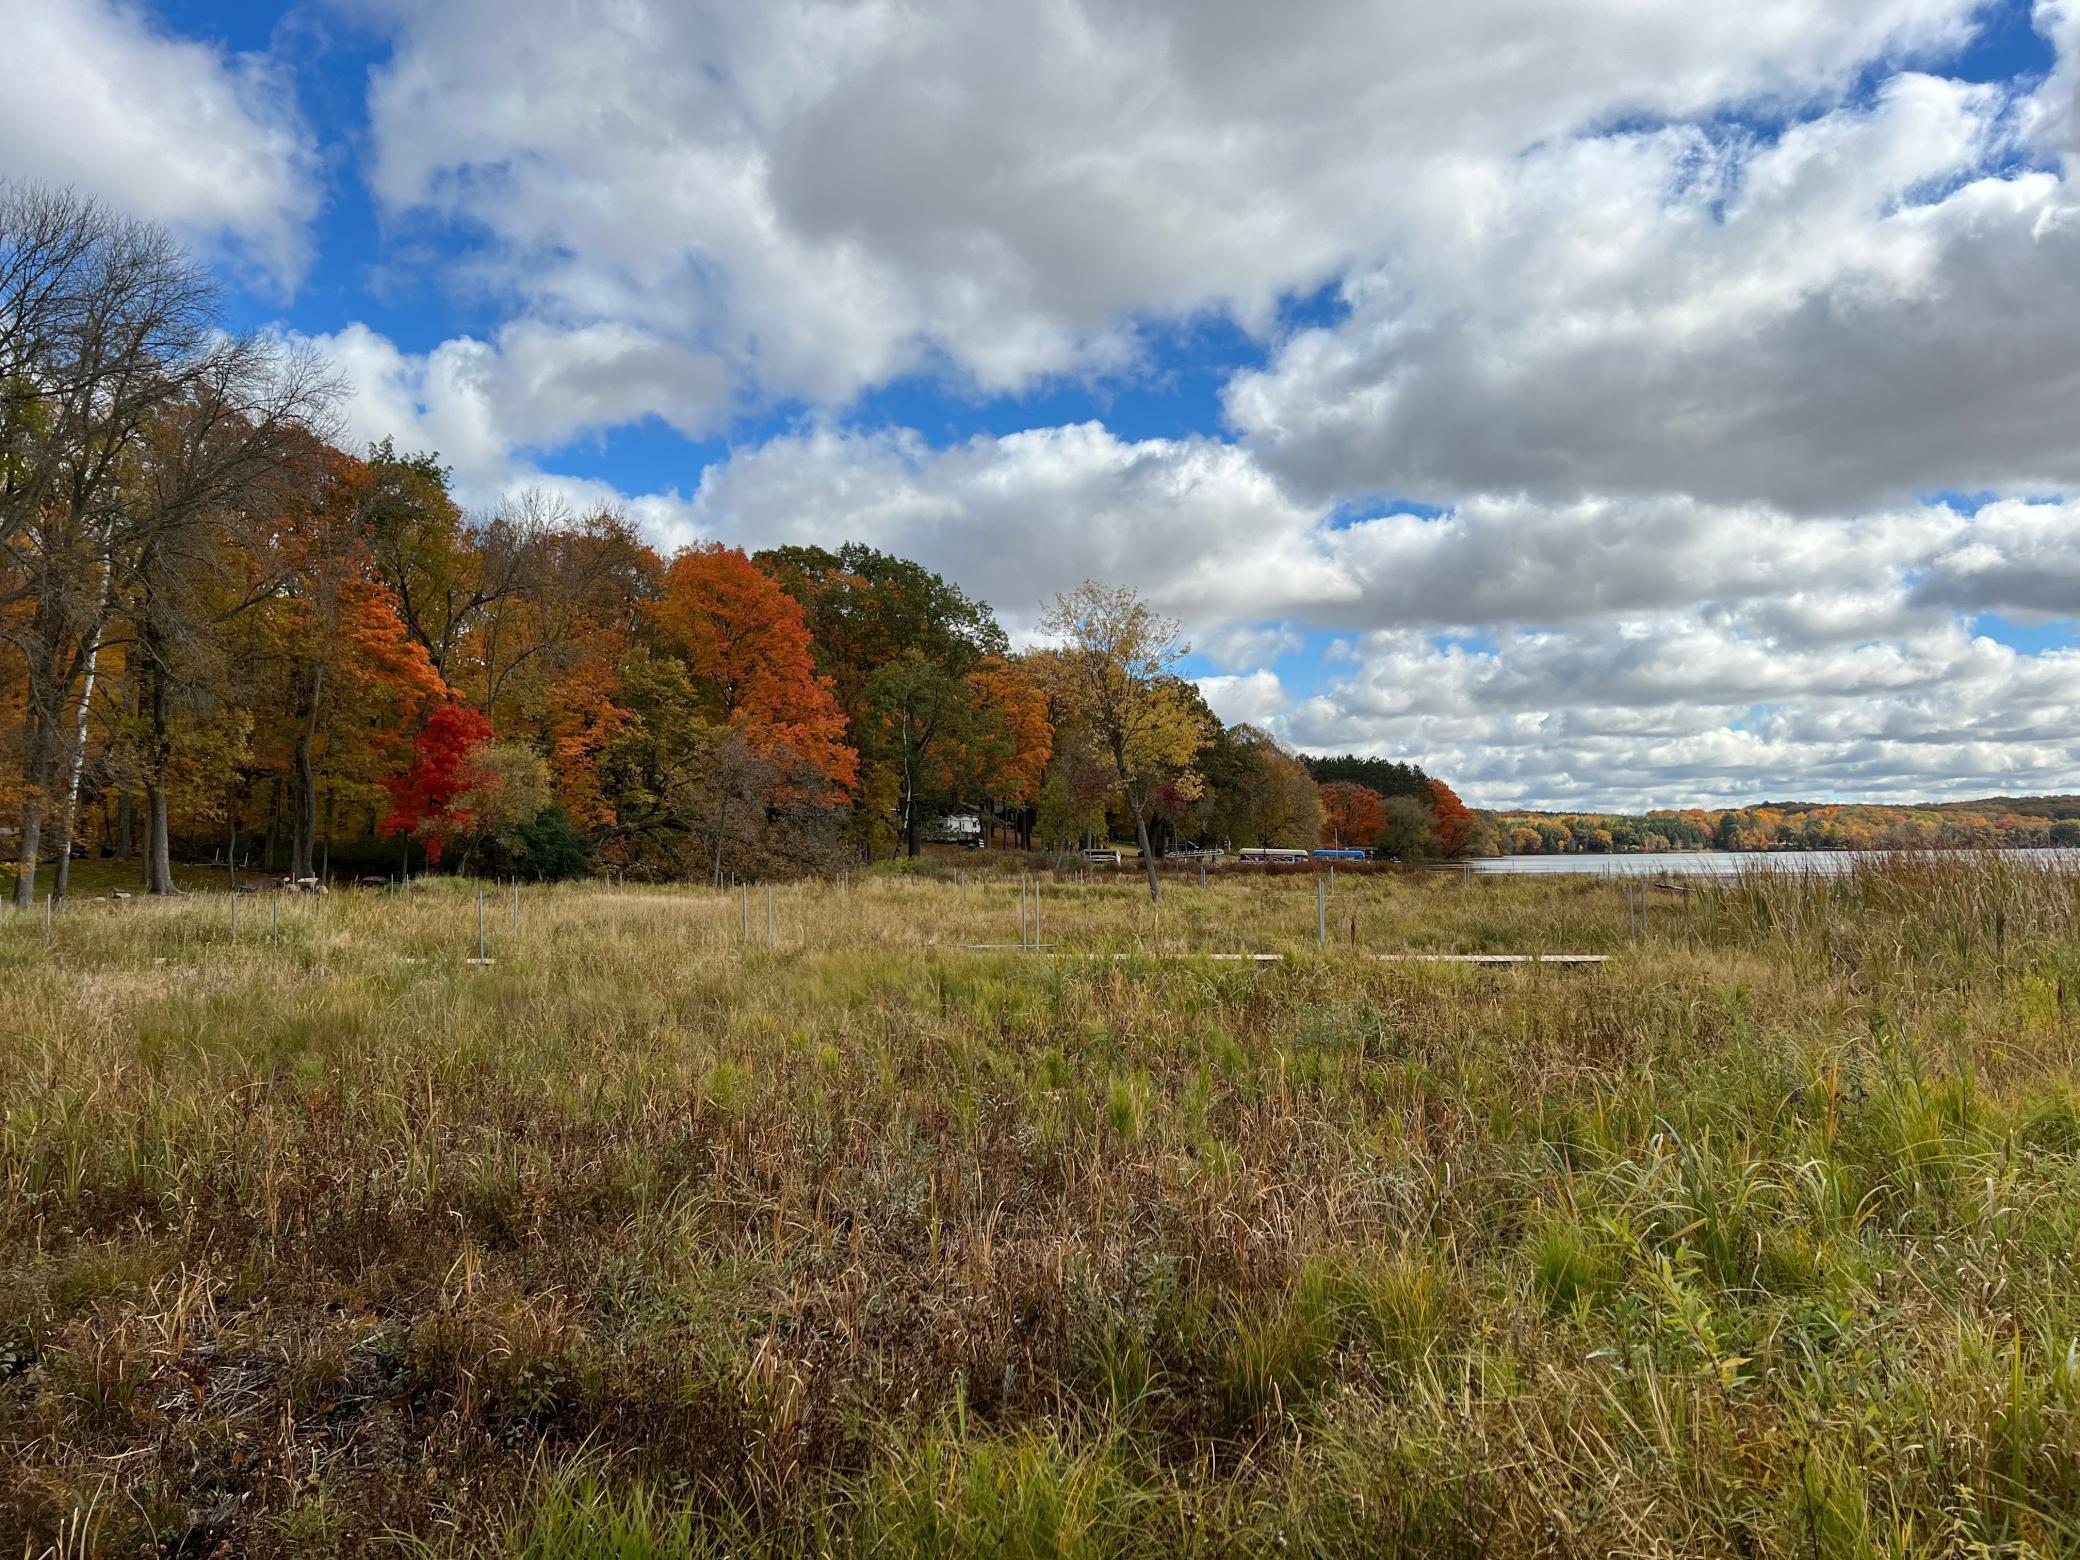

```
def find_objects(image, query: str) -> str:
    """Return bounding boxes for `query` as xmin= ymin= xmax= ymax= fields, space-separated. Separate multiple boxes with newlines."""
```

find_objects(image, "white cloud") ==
xmin=299 ymin=321 xmax=727 ymax=496
xmin=1197 ymin=670 xmax=1286 ymax=729
xmin=0 ymin=0 xmax=319 ymax=286
xmin=1227 ymin=71 xmax=2080 ymax=513
xmin=675 ymin=421 xmax=1346 ymax=632
xmin=1284 ymin=622 xmax=2080 ymax=809
xmin=349 ymin=0 xmax=1986 ymax=405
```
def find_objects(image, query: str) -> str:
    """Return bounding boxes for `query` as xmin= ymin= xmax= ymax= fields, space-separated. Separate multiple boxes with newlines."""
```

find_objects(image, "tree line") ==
xmin=1493 ymin=800 xmax=2080 ymax=855
xmin=3 ymin=188 xmax=1482 ymax=904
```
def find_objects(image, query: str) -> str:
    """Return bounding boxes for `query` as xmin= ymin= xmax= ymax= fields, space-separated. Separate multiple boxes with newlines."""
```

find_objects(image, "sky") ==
xmin=6 ymin=0 xmax=2080 ymax=811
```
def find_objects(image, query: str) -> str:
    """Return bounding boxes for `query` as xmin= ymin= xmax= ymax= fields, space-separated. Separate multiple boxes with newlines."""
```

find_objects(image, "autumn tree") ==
xmin=1318 ymin=780 xmax=1386 ymax=849
xmin=756 ymin=542 xmax=1005 ymax=719
xmin=1038 ymin=582 xmax=1204 ymax=899
xmin=445 ymin=739 xmax=554 ymax=872
xmin=1034 ymin=729 xmax=1115 ymax=852
xmin=378 ymin=699 xmax=493 ymax=867
xmin=966 ymin=654 xmax=1052 ymax=848
xmin=1426 ymin=777 xmax=1476 ymax=857
xmin=650 ymin=543 xmax=857 ymax=800
xmin=0 ymin=186 xmax=281 ymax=905
xmin=1233 ymin=726 xmax=1321 ymax=848
xmin=863 ymin=647 xmax=976 ymax=856
xmin=759 ymin=542 xmax=1012 ymax=854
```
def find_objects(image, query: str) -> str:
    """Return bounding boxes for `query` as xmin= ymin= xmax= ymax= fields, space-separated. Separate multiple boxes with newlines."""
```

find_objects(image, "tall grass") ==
xmin=2 ymin=855 xmax=2078 ymax=1553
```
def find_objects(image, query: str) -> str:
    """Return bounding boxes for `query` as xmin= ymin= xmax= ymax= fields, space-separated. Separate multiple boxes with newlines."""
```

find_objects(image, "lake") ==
xmin=1464 ymin=849 xmax=2080 ymax=877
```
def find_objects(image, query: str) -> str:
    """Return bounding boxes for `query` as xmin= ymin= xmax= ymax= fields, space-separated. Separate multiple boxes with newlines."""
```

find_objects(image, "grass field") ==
xmin=4 ymin=855 xmax=2080 ymax=1556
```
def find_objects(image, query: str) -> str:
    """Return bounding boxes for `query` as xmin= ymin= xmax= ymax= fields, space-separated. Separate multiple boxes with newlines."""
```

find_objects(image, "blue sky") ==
xmin=8 ymin=0 xmax=2080 ymax=808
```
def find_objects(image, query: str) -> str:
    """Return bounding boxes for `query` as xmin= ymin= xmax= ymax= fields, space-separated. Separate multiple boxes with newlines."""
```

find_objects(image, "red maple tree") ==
xmin=379 ymin=699 xmax=494 ymax=863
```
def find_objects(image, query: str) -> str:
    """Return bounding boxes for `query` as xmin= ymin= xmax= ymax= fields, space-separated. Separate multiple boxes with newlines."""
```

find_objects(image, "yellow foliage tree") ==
xmin=1038 ymin=582 xmax=1203 ymax=899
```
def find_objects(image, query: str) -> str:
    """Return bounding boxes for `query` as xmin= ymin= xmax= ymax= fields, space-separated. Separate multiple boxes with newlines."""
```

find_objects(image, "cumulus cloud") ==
xmin=1285 ymin=621 xmax=2080 ymax=809
xmin=1197 ymin=670 xmax=1287 ymax=729
xmin=1914 ymin=496 xmax=2080 ymax=617
xmin=1226 ymin=71 xmax=2080 ymax=513
xmin=0 ymin=0 xmax=318 ymax=286
xmin=675 ymin=422 xmax=1346 ymax=632
xmin=349 ymin=0 xmax=1986 ymax=404
xmin=300 ymin=321 xmax=727 ymax=496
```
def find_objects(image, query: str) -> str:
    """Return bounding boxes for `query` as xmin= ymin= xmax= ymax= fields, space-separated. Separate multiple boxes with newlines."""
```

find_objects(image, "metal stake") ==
xmin=478 ymin=891 xmax=487 ymax=961
xmin=1318 ymin=876 xmax=1327 ymax=946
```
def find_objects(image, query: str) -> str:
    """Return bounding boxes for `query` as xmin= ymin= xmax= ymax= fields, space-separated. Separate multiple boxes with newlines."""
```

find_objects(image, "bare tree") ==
xmin=1 ymin=183 xmax=337 ymax=903
xmin=3 ymin=186 xmax=220 ymax=906
xmin=123 ymin=351 xmax=341 ymax=894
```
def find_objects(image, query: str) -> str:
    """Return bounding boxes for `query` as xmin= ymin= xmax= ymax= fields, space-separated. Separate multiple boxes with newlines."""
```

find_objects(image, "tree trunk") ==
xmin=146 ymin=785 xmax=175 ymax=895
xmin=904 ymin=773 xmax=921 ymax=858
xmin=141 ymin=625 xmax=180 ymax=895
xmin=11 ymin=710 xmax=52 ymax=910
xmin=1133 ymin=802 xmax=1162 ymax=902
xmin=114 ymin=789 xmax=133 ymax=862
xmin=49 ymin=571 xmax=115 ymax=902
xmin=12 ymin=793 xmax=45 ymax=911
xmin=291 ymin=661 xmax=323 ymax=880
xmin=261 ymin=778 xmax=279 ymax=874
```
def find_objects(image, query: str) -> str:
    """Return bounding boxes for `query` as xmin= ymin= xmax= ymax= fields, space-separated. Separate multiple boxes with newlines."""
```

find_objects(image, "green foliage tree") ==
xmin=1375 ymin=794 xmax=1440 ymax=860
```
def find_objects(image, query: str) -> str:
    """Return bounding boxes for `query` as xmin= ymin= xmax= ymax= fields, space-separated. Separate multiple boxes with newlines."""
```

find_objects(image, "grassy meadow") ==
xmin=4 ymin=855 xmax=2080 ymax=1555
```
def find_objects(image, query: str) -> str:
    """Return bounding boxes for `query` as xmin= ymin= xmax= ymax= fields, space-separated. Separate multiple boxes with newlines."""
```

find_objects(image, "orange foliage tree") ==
xmin=967 ymin=654 xmax=1053 ymax=801
xmin=650 ymin=543 xmax=857 ymax=797
xmin=1425 ymin=777 xmax=1476 ymax=857
xmin=1318 ymin=780 xmax=1386 ymax=848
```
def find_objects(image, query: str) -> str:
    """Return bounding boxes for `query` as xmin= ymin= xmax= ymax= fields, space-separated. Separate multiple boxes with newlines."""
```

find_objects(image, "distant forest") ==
xmin=1299 ymin=755 xmax=1431 ymax=798
xmin=1487 ymin=796 xmax=2080 ymax=855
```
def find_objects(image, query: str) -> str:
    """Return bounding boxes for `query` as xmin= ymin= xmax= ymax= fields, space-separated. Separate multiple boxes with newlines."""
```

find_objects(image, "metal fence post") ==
xmin=1318 ymin=876 xmax=1327 ymax=946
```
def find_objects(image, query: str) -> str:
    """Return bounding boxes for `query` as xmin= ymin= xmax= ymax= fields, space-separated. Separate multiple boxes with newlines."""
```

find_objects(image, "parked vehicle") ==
xmin=1312 ymin=848 xmax=1369 ymax=861
xmin=1237 ymin=846 xmax=1310 ymax=863
xmin=921 ymin=813 xmax=983 ymax=849
xmin=1084 ymin=848 xmax=1123 ymax=865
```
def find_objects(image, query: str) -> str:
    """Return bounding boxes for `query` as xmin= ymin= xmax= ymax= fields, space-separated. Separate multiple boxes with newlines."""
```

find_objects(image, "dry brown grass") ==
xmin=2 ymin=856 xmax=2079 ymax=1555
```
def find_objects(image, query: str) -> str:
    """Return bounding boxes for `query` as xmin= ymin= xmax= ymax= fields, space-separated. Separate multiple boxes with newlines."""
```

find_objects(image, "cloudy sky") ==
xmin=11 ymin=0 xmax=2080 ymax=808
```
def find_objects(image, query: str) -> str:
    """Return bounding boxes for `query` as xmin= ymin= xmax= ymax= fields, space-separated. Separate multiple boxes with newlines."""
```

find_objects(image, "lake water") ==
xmin=1464 ymin=849 xmax=2080 ymax=877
